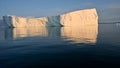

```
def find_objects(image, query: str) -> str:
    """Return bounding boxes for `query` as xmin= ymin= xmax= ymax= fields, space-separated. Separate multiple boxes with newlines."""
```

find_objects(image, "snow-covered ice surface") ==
xmin=3 ymin=8 xmax=98 ymax=27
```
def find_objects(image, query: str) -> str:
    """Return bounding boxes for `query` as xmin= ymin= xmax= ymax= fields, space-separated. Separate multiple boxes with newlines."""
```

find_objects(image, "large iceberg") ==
xmin=3 ymin=8 xmax=98 ymax=27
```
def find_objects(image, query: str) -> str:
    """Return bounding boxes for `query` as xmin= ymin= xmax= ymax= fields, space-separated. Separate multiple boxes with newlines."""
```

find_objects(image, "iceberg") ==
xmin=3 ymin=8 xmax=98 ymax=27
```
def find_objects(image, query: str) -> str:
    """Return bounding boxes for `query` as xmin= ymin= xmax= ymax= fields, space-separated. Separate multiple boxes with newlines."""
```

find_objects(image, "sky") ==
xmin=0 ymin=0 xmax=120 ymax=22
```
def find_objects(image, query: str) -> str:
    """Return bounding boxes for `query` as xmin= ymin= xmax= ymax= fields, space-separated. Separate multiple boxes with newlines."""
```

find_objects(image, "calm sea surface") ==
xmin=0 ymin=24 xmax=120 ymax=68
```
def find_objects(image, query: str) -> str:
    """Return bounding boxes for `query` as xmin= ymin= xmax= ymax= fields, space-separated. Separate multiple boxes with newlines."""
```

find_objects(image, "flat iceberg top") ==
xmin=3 ymin=8 xmax=98 ymax=27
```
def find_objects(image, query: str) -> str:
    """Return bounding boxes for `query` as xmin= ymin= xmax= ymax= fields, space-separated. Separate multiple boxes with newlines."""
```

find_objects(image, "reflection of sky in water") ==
xmin=0 ymin=25 xmax=98 ymax=44
xmin=97 ymin=24 xmax=120 ymax=45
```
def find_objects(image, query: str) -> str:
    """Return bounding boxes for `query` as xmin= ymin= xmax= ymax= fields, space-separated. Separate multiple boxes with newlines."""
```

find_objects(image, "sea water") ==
xmin=0 ymin=24 xmax=120 ymax=68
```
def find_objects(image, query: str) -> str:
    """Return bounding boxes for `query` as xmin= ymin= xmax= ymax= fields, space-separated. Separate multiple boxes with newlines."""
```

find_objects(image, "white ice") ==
xmin=3 ymin=8 xmax=98 ymax=27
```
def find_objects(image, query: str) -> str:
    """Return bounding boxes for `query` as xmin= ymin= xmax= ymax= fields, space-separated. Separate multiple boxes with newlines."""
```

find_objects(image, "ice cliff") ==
xmin=3 ymin=8 xmax=98 ymax=27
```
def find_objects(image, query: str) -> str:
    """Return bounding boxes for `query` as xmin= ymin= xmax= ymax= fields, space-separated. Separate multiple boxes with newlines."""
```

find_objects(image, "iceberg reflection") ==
xmin=0 ymin=25 xmax=98 ymax=44
xmin=0 ymin=27 xmax=48 ymax=40
xmin=13 ymin=27 xmax=48 ymax=39
xmin=61 ymin=25 xmax=98 ymax=44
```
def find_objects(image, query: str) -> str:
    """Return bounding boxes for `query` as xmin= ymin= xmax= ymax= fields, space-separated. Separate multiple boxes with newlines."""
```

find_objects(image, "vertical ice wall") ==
xmin=3 ymin=16 xmax=48 ymax=27
xmin=47 ymin=16 xmax=62 ymax=26
xmin=3 ymin=8 xmax=98 ymax=27
xmin=60 ymin=8 xmax=98 ymax=26
xmin=3 ymin=16 xmax=13 ymax=27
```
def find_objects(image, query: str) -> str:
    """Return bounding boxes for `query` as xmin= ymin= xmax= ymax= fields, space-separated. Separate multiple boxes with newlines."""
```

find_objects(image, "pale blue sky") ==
xmin=0 ymin=0 xmax=120 ymax=22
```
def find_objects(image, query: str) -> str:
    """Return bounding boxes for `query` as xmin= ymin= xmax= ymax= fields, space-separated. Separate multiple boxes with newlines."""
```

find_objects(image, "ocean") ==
xmin=0 ymin=24 xmax=120 ymax=68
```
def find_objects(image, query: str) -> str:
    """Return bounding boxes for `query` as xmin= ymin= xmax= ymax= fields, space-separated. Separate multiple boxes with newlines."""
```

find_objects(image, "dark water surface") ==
xmin=0 ymin=24 xmax=120 ymax=68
